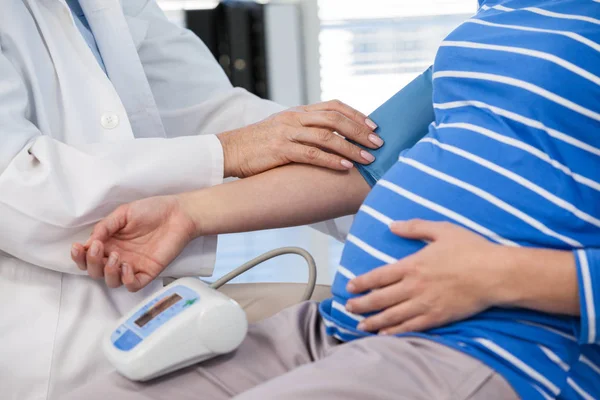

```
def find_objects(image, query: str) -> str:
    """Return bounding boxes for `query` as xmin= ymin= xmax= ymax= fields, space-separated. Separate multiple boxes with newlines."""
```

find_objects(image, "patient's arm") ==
xmin=71 ymin=164 xmax=369 ymax=291
xmin=181 ymin=165 xmax=369 ymax=237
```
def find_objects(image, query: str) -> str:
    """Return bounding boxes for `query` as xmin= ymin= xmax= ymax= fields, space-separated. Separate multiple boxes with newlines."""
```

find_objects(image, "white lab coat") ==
xmin=0 ymin=1 xmax=351 ymax=399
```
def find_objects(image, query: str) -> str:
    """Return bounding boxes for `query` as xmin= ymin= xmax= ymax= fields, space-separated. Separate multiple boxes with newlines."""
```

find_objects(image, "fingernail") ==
xmin=360 ymin=150 xmax=375 ymax=163
xmin=347 ymin=282 xmax=356 ymax=293
xmin=368 ymin=134 xmax=384 ymax=147
xmin=71 ymin=245 xmax=79 ymax=258
xmin=107 ymin=253 xmax=118 ymax=268
xmin=357 ymin=322 xmax=366 ymax=331
xmin=90 ymin=242 xmax=99 ymax=257
xmin=365 ymin=118 xmax=378 ymax=130
xmin=122 ymin=263 xmax=130 ymax=276
xmin=379 ymin=330 xmax=390 ymax=336
xmin=341 ymin=159 xmax=354 ymax=169
xmin=346 ymin=302 xmax=354 ymax=312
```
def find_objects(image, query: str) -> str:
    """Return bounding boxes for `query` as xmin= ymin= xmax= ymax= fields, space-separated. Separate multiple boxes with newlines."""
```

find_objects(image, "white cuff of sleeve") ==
xmin=162 ymin=134 xmax=223 ymax=277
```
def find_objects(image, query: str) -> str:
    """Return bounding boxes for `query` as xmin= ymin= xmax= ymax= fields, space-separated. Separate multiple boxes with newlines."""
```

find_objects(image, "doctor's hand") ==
xmin=345 ymin=220 xmax=505 ymax=335
xmin=218 ymin=100 xmax=382 ymax=178
xmin=71 ymin=196 xmax=196 ymax=291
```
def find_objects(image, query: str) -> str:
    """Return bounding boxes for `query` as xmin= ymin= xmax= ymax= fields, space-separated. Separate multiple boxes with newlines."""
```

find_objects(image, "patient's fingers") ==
xmin=72 ymin=243 xmax=88 ymax=270
xmin=86 ymin=240 xmax=106 ymax=279
xmin=346 ymin=282 xmax=410 ymax=315
xmin=347 ymin=258 xmax=413 ymax=293
xmin=84 ymin=205 xmax=129 ymax=247
xmin=121 ymin=263 xmax=135 ymax=289
xmin=122 ymin=263 xmax=143 ymax=292
xmin=122 ymin=264 xmax=153 ymax=293
xmin=104 ymin=252 xmax=122 ymax=288
xmin=357 ymin=300 xmax=423 ymax=333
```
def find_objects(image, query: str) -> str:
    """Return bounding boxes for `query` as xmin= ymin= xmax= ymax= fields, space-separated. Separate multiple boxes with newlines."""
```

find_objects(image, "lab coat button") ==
xmin=101 ymin=113 xmax=119 ymax=129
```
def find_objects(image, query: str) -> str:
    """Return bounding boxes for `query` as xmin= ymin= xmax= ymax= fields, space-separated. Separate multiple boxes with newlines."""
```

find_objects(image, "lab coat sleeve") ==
xmin=0 ymin=46 xmax=222 ymax=276
xmin=131 ymin=0 xmax=285 ymax=139
xmin=573 ymin=249 xmax=600 ymax=344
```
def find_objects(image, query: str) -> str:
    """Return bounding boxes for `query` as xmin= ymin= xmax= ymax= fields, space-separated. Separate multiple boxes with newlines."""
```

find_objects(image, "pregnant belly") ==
xmin=331 ymin=139 xmax=556 ymax=304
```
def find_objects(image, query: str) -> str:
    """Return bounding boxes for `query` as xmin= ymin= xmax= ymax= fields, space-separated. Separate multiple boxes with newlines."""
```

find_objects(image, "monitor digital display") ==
xmin=135 ymin=293 xmax=182 ymax=328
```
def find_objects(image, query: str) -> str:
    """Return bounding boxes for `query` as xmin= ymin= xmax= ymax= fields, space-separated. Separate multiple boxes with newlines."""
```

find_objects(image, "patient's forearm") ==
xmin=179 ymin=165 xmax=370 ymax=237
xmin=493 ymin=246 xmax=579 ymax=316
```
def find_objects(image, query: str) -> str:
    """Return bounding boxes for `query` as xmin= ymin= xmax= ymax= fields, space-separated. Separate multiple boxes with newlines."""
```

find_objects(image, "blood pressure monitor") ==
xmin=104 ymin=277 xmax=248 ymax=381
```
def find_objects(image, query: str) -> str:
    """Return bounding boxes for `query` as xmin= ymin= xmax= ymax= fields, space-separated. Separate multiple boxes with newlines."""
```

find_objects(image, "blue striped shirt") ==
xmin=319 ymin=1 xmax=600 ymax=399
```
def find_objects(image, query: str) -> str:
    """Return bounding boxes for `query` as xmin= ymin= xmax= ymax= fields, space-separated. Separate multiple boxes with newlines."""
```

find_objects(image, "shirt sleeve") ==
xmin=574 ymin=248 xmax=600 ymax=344
xmin=0 ymin=43 xmax=222 ymax=276
xmin=355 ymin=66 xmax=435 ymax=187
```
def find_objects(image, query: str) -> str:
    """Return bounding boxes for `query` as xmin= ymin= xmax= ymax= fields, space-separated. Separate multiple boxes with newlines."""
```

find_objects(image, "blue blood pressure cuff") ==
xmin=356 ymin=66 xmax=435 ymax=187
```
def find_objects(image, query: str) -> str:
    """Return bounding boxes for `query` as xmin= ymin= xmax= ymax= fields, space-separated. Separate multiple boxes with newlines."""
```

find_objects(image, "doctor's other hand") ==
xmin=217 ymin=100 xmax=382 ymax=178
xmin=71 ymin=196 xmax=196 ymax=292
xmin=345 ymin=220 xmax=504 ymax=335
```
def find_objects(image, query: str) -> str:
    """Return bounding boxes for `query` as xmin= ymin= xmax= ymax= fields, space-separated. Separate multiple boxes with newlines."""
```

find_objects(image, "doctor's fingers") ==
xmin=294 ymin=128 xmax=376 ymax=165
xmin=302 ymin=100 xmax=379 ymax=140
xmin=288 ymin=143 xmax=355 ymax=171
xmin=295 ymin=111 xmax=383 ymax=150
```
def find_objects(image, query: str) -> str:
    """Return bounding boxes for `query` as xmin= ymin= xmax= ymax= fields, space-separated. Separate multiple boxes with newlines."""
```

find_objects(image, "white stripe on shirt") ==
xmin=346 ymin=234 xmax=397 ymax=264
xmin=539 ymin=345 xmax=570 ymax=371
xmin=434 ymin=71 xmax=600 ymax=123
xmin=400 ymin=157 xmax=583 ymax=247
xmin=516 ymin=320 xmax=577 ymax=342
xmin=490 ymin=4 xmax=600 ymax=25
xmin=440 ymin=41 xmax=600 ymax=88
xmin=434 ymin=119 xmax=600 ymax=192
xmin=434 ymin=102 xmax=600 ymax=158
xmin=332 ymin=333 xmax=345 ymax=341
xmin=322 ymin=318 xmax=362 ymax=336
xmin=568 ymin=378 xmax=595 ymax=400
xmin=378 ymin=179 xmax=519 ymax=246
xmin=360 ymin=205 xmax=430 ymax=245
xmin=331 ymin=300 xmax=365 ymax=322
xmin=533 ymin=384 xmax=555 ymax=400
xmin=579 ymin=355 xmax=600 ymax=376
xmin=420 ymin=137 xmax=600 ymax=228
xmin=359 ymin=205 xmax=393 ymax=226
xmin=475 ymin=338 xmax=561 ymax=395
xmin=576 ymin=250 xmax=596 ymax=343
xmin=465 ymin=18 xmax=600 ymax=53
xmin=336 ymin=265 xmax=356 ymax=280
xmin=434 ymin=117 xmax=600 ymax=191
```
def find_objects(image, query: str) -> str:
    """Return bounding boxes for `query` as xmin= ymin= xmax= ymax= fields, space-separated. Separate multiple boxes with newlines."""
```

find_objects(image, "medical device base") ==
xmin=104 ymin=277 xmax=248 ymax=381
xmin=105 ymin=247 xmax=317 ymax=381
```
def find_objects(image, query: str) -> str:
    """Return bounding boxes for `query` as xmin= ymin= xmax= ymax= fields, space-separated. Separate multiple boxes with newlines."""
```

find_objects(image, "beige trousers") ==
xmin=64 ymin=302 xmax=519 ymax=400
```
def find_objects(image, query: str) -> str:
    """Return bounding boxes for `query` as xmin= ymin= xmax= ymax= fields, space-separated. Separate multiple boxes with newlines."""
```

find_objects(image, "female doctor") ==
xmin=0 ymin=1 xmax=384 ymax=399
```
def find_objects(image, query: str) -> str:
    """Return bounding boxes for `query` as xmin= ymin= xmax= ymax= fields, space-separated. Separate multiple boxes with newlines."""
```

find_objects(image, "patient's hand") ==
xmin=71 ymin=195 xmax=197 ymax=291
xmin=345 ymin=220 xmax=503 ymax=335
